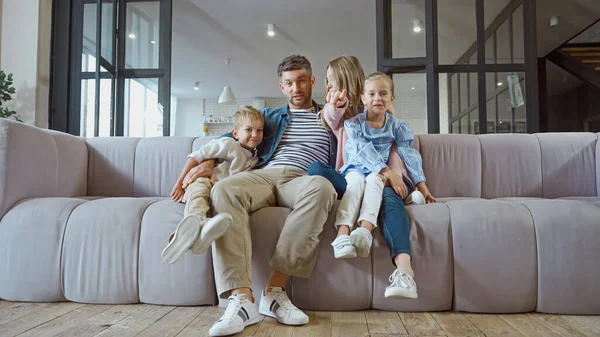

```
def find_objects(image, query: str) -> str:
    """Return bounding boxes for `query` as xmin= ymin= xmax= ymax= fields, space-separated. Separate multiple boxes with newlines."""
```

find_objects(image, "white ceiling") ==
xmin=169 ymin=0 xmax=600 ymax=100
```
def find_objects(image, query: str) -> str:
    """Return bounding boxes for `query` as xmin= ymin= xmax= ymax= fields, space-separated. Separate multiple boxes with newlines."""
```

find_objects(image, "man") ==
xmin=183 ymin=55 xmax=338 ymax=337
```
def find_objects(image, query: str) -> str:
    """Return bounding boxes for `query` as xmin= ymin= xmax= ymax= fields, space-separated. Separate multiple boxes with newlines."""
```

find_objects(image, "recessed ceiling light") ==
xmin=194 ymin=81 xmax=200 ymax=91
xmin=412 ymin=19 xmax=422 ymax=33
xmin=497 ymin=82 xmax=503 ymax=86
xmin=150 ymin=40 xmax=156 ymax=44
xmin=267 ymin=24 xmax=275 ymax=37
xmin=411 ymin=87 xmax=415 ymax=90
xmin=128 ymin=33 xmax=136 ymax=39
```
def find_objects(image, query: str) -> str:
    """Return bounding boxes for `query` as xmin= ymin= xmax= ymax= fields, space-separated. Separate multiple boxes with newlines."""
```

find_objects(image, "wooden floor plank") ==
xmin=175 ymin=306 xmax=223 ymax=337
xmin=431 ymin=312 xmax=485 ymax=337
xmin=253 ymin=316 xmax=295 ymax=337
xmin=92 ymin=305 xmax=175 ymax=337
xmin=292 ymin=311 xmax=332 ymax=337
xmin=500 ymin=314 xmax=563 ymax=337
xmin=365 ymin=310 xmax=408 ymax=335
xmin=331 ymin=311 xmax=369 ymax=337
xmin=529 ymin=314 xmax=589 ymax=337
xmin=466 ymin=314 xmax=527 ymax=337
xmin=399 ymin=313 xmax=445 ymax=336
xmin=16 ymin=304 xmax=112 ymax=337
xmin=136 ymin=306 xmax=206 ymax=337
xmin=0 ymin=302 xmax=52 ymax=326
xmin=0 ymin=302 xmax=85 ymax=337
xmin=561 ymin=315 xmax=600 ymax=337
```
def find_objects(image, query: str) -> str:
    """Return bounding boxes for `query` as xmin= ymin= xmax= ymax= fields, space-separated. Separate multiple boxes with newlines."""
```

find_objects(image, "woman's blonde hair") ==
xmin=321 ymin=55 xmax=365 ymax=129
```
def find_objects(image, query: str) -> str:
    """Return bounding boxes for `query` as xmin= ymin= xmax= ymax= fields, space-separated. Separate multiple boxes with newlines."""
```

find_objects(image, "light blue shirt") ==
xmin=340 ymin=112 xmax=426 ymax=184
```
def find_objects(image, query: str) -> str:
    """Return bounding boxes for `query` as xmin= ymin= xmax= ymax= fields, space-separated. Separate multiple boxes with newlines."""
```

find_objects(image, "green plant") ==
xmin=0 ymin=71 xmax=22 ymax=122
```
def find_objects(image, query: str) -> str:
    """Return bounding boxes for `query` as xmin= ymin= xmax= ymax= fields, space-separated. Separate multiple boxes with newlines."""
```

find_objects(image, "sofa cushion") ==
xmin=139 ymin=199 xmax=216 ymax=306
xmin=517 ymin=199 xmax=600 ymax=314
xmin=535 ymin=133 xmax=598 ymax=198
xmin=62 ymin=198 xmax=156 ymax=303
xmin=371 ymin=202 xmax=453 ymax=311
xmin=0 ymin=198 xmax=85 ymax=302
xmin=133 ymin=137 xmax=195 ymax=198
xmin=418 ymin=134 xmax=482 ymax=198
xmin=479 ymin=134 xmax=542 ymax=199
xmin=448 ymin=199 xmax=537 ymax=313
xmin=86 ymin=137 xmax=140 ymax=197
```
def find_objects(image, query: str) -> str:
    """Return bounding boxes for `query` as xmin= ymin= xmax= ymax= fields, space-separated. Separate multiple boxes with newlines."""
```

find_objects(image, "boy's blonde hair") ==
xmin=234 ymin=105 xmax=264 ymax=129
xmin=321 ymin=55 xmax=365 ymax=129
xmin=364 ymin=72 xmax=395 ymax=96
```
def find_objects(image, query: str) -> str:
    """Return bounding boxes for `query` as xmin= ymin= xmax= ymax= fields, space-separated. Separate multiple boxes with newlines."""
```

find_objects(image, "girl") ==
xmin=309 ymin=61 xmax=435 ymax=300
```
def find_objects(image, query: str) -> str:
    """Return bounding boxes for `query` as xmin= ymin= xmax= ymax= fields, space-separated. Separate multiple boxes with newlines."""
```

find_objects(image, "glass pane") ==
xmin=451 ymin=73 xmax=459 ymax=117
xmin=438 ymin=0 xmax=476 ymax=64
xmin=125 ymin=78 xmax=162 ymax=137
xmin=484 ymin=0 xmax=511 ymax=28
xmin=126 ymin=2 xmax=160 ymax=69
xmin=460 ymin=73 xmax=469 ymax=111
xmin=497 ymin=90 xmax=512 ymax=133
xmin=80 ymin=78 xmax=113 ymax=137
xmin=496 ymin=19 xmax=510 ymax=64
xmin=486 ymin=98 xmax=496 ymax=133
xmin=469 ymin=72 xmax=477 ymax=106
xmin=439 ymin=74 xmax=450 ymax=134
xmin=470 ymin=109 xmax=479 ymax=134
xmin=392 ymin=0 xmax=425 ymax=58
xmin=392 ymin=73 xmax=427 ymax=134
xmin=513 ymin=5 xmax=524 ymax=63
xmin=514 ymin=78 xmax=526 ymax=132
xmin=460 ymin=116 xmax=468 ymax=134
xmin=82 ymin=3 xmax=97 ymax=72
xmin=451 ymin=121 xmax=459 ymax=134
xmin=101 ymin=2 xmax=115 ymax=64
xmin=485 ymin=35 xmax=495 ymax=64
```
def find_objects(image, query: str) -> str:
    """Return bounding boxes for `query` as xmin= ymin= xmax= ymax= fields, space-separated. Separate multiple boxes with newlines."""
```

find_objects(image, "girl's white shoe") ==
xmin=331 ymin=234 xmax=357 ymax=259
xmin=349 ymin=227 xmax=373 ymax=258
xmin=404 ymin=191 xmax=426 ymax=205
xmin=385 ymin=269 xmax=418 ymax=299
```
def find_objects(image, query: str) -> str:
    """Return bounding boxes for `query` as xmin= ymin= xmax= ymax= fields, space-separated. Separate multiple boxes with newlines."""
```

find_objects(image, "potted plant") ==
xmin=0 ymin=71 xmax=22 ymax=122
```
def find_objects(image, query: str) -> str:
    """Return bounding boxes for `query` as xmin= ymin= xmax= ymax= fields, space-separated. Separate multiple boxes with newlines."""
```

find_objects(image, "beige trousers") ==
xmin=210 ymin=168 xmax=337 ymax=299
xmin=183 ymin=177 xmax=213 ymax=219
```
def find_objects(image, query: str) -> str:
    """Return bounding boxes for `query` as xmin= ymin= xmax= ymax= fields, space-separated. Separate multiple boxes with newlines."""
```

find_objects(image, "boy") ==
xmin=162 ymin=105 xmax=264 ymax=264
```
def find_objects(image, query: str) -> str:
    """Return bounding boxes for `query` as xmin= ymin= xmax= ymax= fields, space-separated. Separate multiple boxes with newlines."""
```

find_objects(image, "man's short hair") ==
xmin=277 ymin=55 xmax=312 ymax=78
xmin=234 ymin=105 xmax=264 ymax=129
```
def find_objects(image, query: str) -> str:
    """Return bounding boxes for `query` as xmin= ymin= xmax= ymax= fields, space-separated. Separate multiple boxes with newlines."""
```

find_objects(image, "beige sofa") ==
xmin=1 ymin=119 xmax=599 ymax=314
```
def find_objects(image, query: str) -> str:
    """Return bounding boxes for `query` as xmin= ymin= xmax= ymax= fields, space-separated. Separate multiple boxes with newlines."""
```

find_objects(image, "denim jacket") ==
xmin=223 ymin=101 xmax=338 ymax=169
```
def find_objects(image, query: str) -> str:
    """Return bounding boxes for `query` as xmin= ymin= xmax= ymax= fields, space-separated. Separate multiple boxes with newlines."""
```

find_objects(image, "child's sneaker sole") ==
xmin=384 ymin=288 xmax=418 ymax=300
xmin=161 ymin=215 xmax=201 ymax=264
xmin=190 ymin=213 xmax=233 ymax=254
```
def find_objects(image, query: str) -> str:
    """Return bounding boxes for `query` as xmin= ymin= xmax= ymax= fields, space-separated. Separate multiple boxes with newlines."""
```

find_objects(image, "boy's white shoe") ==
xmin=385 ymin=269 xmax=418 ymax=299
xmin=405 ymin=191 xmax=426 ymax=205
xmin=349 ymin=227 xmax=373 ymax=258
xmin=259 ymin=287 xmax=309 ymax=326
xmin=161 ymin=215 xmax=202 ymax=264
xmin=209 ymin=294 xmax=262 ymax=337
xmin=190 ymin=213 xmax=233 ymax=255
xmin=331 ymin=234 xmax=357 ymax=259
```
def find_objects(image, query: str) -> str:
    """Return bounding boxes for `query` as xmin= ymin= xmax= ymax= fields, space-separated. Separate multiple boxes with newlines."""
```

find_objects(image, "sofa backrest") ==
xmin=86 ymin=137 xmax=214 ymax=197
xmin=416 ymin=133 xmax=598 ymax=198
xmin=84 ymin=133 xmax=599 ymax=199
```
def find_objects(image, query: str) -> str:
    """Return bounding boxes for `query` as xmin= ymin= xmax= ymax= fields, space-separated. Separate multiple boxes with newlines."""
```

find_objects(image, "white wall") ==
xmin=0 ymin=0 xmax=51 ymax=128
xmin=174 ymin=99 xmax=204 ymax=137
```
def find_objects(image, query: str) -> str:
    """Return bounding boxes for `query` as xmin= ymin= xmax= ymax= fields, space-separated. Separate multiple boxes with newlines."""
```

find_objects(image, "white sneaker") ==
xmin=331 ymin=234 xmax=357 ymax=259
xmin=259 ymin=287 xmax=309 ymax=326
xmin=190 ymin=213 xmax=233 ymax=255
xmin=209 ymin=294 xmax=262 ymax=337
xmin=405 ymin=191 xmax=426 ymax=205
xmin=349 ymin=227 xmax=373 ymax=258
xmin=161 ymin=215 xmax=202 ymax=264
xmin=384 ymin=269 xmax=418 ymax=299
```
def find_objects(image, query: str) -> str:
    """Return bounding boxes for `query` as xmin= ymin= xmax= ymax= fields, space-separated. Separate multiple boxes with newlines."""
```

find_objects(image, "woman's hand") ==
xmin=416 ymin=182 xmax=437 ymax=203
xmin=380 ymin=168 xmax=408 ymax=199
xmin=326 ymin=88 xmax=348 ymax=110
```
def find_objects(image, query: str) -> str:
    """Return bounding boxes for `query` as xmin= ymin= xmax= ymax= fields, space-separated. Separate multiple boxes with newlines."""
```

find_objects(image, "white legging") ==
xmin=334 ymin=171 xmax=385 ymax=230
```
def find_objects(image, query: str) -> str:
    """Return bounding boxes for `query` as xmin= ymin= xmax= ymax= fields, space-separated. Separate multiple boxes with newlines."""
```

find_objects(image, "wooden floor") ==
xmin=0 ymin=301 xmax=599 ymax=337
